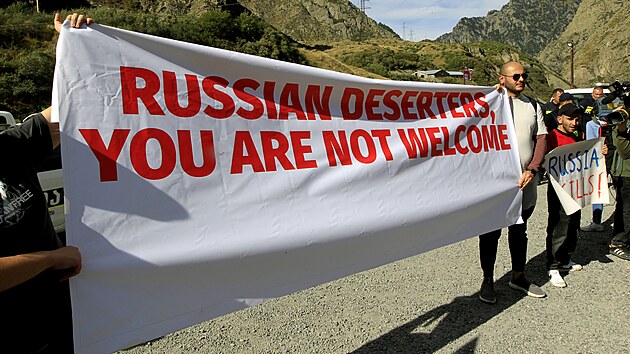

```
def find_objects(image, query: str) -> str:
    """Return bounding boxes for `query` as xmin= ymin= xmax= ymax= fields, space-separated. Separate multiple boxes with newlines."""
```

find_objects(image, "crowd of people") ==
xmin=1 ymin=13 xmax=628 ymax=352
xmin=478 ymin=64 xmax=629 ymax=304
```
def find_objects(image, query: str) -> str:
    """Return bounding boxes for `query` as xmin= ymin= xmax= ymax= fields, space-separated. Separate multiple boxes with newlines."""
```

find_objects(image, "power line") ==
xmin=399 ymin=0 xmax=446 ymax=21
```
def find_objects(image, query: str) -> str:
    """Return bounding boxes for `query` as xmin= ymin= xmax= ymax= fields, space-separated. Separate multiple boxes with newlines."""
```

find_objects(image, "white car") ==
xmin=565 ymin=86 xmax=625 ymax=121
xmin=1 ymin=111 xmax=65 ymax=234
xmin=37 ymin=147 xmax=65 ymax=234
xmin=565 ymin=85 xmax=610 ymax=103
xmin=0 ymin=110 xmax=16 ymax=130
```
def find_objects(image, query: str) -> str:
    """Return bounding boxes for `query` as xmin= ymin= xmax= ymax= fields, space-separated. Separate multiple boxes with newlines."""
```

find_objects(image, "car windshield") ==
xmin=571 ymin=93 xmax=591 ymax=102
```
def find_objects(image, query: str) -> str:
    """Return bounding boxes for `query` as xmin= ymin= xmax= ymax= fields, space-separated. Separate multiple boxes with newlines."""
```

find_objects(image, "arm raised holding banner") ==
xmin=477 ymin=61 xmax=548 ymax=304
xmin=0 ymin=13 xmax=93 ymax=353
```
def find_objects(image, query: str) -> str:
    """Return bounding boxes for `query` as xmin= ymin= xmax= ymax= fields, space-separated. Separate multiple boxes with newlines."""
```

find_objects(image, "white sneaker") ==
xmin=581 ymin=223 xmax=605 ymax=232
xmin=548 ymin=270 xmax=567 ymax=288
xmin=559 ymin=260 xmax=583 ymax=272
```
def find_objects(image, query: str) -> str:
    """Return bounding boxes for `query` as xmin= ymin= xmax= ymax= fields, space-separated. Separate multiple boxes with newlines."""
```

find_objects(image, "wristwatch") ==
xmin=527 ymin=169 xmax=537 ymax=175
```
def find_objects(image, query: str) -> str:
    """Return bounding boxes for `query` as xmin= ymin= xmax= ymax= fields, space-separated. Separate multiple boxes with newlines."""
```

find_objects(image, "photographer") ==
xmin=609 ymin=105 xmax=630 ymax=260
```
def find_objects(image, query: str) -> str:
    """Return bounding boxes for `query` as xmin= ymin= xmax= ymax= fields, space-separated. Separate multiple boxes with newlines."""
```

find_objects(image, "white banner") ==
xmin=545 ymin=138 xmax=609 ymax=214
xmin=53 ymin=24 xmax=522 ymax=353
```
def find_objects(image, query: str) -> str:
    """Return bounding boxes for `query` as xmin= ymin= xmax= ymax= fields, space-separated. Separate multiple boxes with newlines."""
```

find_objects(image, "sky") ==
xmin=357 ymin=0 xmax=510 ymax=41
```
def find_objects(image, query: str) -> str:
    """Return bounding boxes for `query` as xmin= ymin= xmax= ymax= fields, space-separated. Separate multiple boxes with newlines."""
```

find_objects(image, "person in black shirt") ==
xmin=544 ymin=92 xmax=576 ymax=130
xmin=0 ymin=13 xmax=93 ymax=353
xmin=542 ymin=88 xmax=564 ymax=131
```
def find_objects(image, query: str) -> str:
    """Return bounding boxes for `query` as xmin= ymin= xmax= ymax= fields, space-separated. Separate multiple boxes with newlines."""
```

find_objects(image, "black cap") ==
xmin=559 ymin=93 xmax=574 ymax=102
xmin=558 ymin=103 xmax=583 ymax=117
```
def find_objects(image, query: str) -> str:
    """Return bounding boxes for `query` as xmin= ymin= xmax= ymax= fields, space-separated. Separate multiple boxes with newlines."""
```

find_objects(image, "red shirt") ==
xmin=547 ymin=129 xmax=579 ymax=152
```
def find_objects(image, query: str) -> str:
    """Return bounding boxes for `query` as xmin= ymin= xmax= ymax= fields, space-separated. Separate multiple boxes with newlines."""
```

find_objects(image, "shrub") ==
xmin=0 ymin=6 xmax=306 ymax=117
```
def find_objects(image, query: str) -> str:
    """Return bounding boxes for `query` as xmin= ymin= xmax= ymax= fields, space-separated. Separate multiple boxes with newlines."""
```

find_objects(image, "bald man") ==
xmin=478 ymin=61 xmax=547 ymax=304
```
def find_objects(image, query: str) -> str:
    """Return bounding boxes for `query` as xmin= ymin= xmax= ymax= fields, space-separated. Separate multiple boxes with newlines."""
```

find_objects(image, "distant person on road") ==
xmin=477 ymin=61 xmax=547 ymax=304
xmin=543 ymin=88 xmax=564 ymax=131
xmin=609 ymin=105 xmax=630 ymax=261
xmin=0 ymin=13 xmax=93 ymax=353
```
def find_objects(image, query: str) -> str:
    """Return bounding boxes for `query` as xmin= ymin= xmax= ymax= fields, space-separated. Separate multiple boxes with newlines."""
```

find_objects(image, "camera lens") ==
xmin=605 ymin=109 xmax=629 ymax=125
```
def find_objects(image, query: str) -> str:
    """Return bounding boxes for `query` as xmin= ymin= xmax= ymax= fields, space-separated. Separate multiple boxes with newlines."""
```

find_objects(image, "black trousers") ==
xmin=3 ymin=280 xmax=74 ymax=354
xmin=612 ymin=176 xmax=630 ymax=247
xmin=479 ymin=206 xmax=534 ymax=278
xmin=546 ymin=187 xmax=581 ymax=270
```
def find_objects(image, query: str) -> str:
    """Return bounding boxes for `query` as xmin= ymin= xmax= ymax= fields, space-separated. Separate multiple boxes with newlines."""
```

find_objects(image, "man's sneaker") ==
xmin=478 ymin=278 xmax=496 ymax=304
xmin=548 ymin=270 xmax=567 ymax=288
xmin=559 ymin=260 xmax=583 ymax=272
xmin=581 ymin=223 xmax=605 ymax=232
xmin=508 ymin=276 xmax=546 ymax=298
xmin=610 ymin=245 xmax=630 ymax=261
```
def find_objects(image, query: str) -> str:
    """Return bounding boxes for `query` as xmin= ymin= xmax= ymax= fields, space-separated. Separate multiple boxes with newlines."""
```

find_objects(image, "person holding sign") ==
xmin=0 ymin=13 xmax=93 ymax=353
xmin=478 ymin=61 xmax=547 ymax=304
xmin=544 ymin=103 xmax=603 ymax=287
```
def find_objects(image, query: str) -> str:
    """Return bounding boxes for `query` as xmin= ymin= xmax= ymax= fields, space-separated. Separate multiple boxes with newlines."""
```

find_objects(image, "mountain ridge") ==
xmin=537 ymin=0 xmax=629 ymax=88
xmin=436 ymin=0 xmax=582 ymax=56
xmin=94 ymin=0 xmax=399 ymax=43
xmin=237 ymin=0 xmax=399 ymax=43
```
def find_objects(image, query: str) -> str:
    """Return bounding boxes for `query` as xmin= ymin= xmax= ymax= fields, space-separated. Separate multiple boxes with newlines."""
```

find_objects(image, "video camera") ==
xmin=600 ymin=81 xmax=630 ymax=125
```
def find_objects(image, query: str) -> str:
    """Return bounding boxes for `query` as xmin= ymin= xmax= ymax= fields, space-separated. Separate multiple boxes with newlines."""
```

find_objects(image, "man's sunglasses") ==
xmin=501 ymin=73 xmax=528 ymax=81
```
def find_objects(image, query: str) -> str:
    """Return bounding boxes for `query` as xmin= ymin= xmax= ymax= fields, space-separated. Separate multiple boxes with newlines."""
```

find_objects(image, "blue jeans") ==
xmin=592 ymin=204 xmax=603 ymax=224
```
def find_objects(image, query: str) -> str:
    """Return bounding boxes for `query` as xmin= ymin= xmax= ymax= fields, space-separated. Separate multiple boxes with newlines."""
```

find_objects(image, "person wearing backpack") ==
xmin=477 ymin=61 xmax=547 ymax=304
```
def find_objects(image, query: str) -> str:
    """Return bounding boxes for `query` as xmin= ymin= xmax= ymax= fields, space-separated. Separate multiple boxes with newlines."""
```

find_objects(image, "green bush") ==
xmin=0 ymin=5 xmax=306 ymax=118
xmin=340 ymin=47 xmax=426 ymax=78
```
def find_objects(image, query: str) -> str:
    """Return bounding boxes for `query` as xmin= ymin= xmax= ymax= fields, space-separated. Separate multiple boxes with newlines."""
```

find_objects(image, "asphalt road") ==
xmin=121 ymin=182 xmax=630 ymax=353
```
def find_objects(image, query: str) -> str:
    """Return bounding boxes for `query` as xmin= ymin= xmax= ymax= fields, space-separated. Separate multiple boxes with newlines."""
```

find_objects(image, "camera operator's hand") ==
xmin=615 ymin=106 xmax=628 ymax=132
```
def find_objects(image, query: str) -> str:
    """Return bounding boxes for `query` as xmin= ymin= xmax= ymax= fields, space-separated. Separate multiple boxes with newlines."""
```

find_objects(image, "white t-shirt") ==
xmin=510 ymin=95 xmax=547 ymax=209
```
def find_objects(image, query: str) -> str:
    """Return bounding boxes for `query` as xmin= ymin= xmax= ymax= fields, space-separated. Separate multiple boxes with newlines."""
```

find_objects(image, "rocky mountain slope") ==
xmin=30 ymin=0 xmax=630 ymax=97
xmin=237 ymin=0 xmax=398 ymax=43
xmin=88 ymin=0 xmax=398 ymax=43
xmin=437 ymin=0 xmax=582 ymax=56
xmin=537 ymin=0 xmax=630 ymax=88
